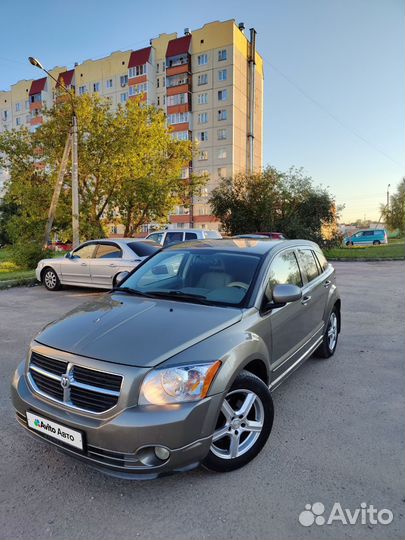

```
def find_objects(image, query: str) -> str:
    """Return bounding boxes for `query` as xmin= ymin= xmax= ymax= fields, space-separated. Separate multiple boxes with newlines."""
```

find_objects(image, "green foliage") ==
xmin=0 ymin=93 xmax=198 ymax=245
xmin=381 ymin=179 xmax=405 ymax=236
xmin=209 ymin=167 xmax=339 ymax=244
xmin=10 ymin=242 xmax=50 ymax=270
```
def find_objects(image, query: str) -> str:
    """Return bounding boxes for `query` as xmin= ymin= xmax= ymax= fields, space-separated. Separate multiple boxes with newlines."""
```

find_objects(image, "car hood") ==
xmin=35 ymin=293 xmax=242 ymax=367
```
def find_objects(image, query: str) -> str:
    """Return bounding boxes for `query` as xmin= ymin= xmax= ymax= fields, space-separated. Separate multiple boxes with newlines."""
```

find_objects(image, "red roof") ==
xmin=29 ymin=77 xmax=47 ymax=96
xmin=57 ymin=69 xmax=74 ymax=88
xmin=128 ymin=47 xmax=152 ymax=68
xmin=166 ymin=35 xmax=192 ymax=58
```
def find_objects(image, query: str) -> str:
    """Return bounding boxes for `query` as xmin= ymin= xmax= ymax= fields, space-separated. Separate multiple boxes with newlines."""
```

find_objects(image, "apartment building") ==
xmin=0 ymin=19 xmax=264 ymax=231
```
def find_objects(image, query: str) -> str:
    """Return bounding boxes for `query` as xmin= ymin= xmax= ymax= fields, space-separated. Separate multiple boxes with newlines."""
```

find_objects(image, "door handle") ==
xmin=301 ymin=295 xmax=312 ymax=305
xmin=80 ymin=262 xmax=87 ymax=266
xmin=108 ymin=264 xmax=116 ymax=267
xmin=324 ymin=280 xmax=331 ymax=288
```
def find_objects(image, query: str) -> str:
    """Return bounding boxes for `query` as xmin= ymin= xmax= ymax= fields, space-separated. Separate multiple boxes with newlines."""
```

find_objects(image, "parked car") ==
xmin=36 ymin=238 xmax=160 ymax=291
xmin=233 ymin=234 xmax=272 ymax=240
xmin=48 ymin=241 xmax=72 ymax=252
xmin=343 ymin=229 xmax=387 ymax=246
xmin=14 ymin=239 xmax=341 ymax=477
xmin=253 ymin=232 xmax=288 ymax=240
xmin=146 ymin=228 xmax=222 ymax=246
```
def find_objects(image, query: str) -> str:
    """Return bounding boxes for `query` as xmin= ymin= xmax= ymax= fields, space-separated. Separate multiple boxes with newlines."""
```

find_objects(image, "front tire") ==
xmin=203 ymin=370 xmax=274 ymax=472
xmin=316 ymin=307 xmax=339 ymax=358
xmin=42 ymin=267 xmax=61 ymax=291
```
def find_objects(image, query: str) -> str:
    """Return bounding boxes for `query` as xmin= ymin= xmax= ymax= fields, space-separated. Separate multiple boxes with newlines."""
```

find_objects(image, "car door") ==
xmin=296 ymin=248 xmax=330 ymax=340
xmin=89 ymin=242 xmax=123 ymax=288
xmin=60 ymin=242 xmax=96 ymax=285
xmin=260 ymin=249 xmax=307 ymax=372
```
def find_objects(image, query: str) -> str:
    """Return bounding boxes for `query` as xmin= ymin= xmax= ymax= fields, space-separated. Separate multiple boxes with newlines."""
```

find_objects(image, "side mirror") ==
xmin=115 ymin=271 xmax=129 ymax=287
xmin=264 ymin=284 xmax=302 ymax=310
xmin=152 ymin=265 xmax=168 ymax=275
xmin=65 ymin=251 xmax=73 ymax=259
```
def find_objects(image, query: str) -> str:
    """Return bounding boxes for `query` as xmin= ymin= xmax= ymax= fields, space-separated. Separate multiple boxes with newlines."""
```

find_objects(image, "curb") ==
xmin=0 ymin=277 xmax=37 ymax=290
xmin=327 ymin=258 xmax=405 ymax=262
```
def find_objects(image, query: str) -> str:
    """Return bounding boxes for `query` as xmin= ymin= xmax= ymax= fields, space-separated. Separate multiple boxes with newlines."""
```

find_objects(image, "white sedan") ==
xmin=36 ymin=238 xmax=160 ymax=291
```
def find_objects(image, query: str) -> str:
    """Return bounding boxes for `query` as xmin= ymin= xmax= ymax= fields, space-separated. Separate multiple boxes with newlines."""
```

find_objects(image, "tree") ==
xmin=0 ymin=93 xmax=198 ymax=244
xmin=381 ymin=179 xmax=405 ymax=236
xmin=209 ymin=166 xmax=339 ymax=244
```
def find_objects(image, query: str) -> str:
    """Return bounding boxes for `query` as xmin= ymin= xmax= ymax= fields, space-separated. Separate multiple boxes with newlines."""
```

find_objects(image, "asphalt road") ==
xmin=0 ymin=261 xmax=404 ymax=540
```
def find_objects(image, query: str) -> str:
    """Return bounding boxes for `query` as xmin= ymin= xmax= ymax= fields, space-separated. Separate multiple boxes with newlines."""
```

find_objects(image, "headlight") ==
xmin=139 ymin=361 xmax=221 ymax=405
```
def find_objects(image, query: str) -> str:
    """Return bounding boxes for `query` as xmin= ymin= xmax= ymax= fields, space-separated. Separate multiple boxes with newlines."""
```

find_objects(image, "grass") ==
xmin=0 ymin=245 xmax=65 ymax=283
xmin=325 ymin=241 xmax=405 ymax=260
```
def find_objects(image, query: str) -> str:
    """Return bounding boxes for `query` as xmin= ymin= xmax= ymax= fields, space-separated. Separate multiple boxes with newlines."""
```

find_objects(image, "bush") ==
xmin=11 ymin=242 xmax=50 ymax=270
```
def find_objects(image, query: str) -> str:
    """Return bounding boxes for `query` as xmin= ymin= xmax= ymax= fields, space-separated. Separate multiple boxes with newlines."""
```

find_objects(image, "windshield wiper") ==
xmin=110 ymin=287 xmax=155 ymax=298
xmin=146 ymin=290 xmax=211 ymax=304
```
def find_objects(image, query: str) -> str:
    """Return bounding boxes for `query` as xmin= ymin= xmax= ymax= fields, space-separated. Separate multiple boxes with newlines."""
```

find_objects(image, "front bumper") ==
xmin=11 ymin=361 xmax=223 ymax=479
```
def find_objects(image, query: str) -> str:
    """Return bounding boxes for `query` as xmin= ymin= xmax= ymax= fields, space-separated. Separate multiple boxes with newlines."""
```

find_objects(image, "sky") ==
xmin=0 ymin=0 xmax=403 ymax=222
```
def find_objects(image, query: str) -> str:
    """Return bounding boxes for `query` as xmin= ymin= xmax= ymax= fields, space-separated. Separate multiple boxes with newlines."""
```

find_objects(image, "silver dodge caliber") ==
xmin=12 ymin=239 xmax=341 ymax=478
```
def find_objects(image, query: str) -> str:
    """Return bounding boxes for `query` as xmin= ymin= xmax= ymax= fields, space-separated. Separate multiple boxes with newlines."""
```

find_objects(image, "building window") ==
xmin=198 ymin=54 xmax=208 ymax=65
xmin=197 ymin=92 xmax=208 ymax=105
xmin=218 ymin=109 xmax=227 ymax=121
xmin=218 ymin=167 xmax=226 ymax=177
xmin=93 ymin=82 xmax=100 ymax=92
xmin=157 ymin=78 xmax=160 ymax=88
xmin=78 ymin=85 xmax=87 ymax=95
xmin=16 ymin=117 xmax=22 ymax=126
xmin=171 ymin=131 xmax=189 ymax=141
xmin=157 ymin=96 xmax=160 ymax=106
xmin=218 ymin=69 xmax=227 ymax=81
xmin=201 ymin=187 xmax=209 ymax=197
xmin=120 ymin=92 xmax=128 ymax=103
xmin=167 ymin=112 xmax=189 ymax=124
xmin=198 ymin=112 xmax=208 ymax=124
xmin=218 ymin=49 xmax=227 ymax=61
xmin=181 ymin=167 xmax=189 ymax=178
xmin=218 ymin=148 xmax=227 ymax=159
xmin=156 ymin=63 xmax=159 ymax=73
xmin=198 ymin=151 xmax=208 ymax=161
xmin=106 ymin=79 xmax=113 ymax=89
xmin=198 ymin=131 xmax=208 ymax=141
xmin=162 ymin=76 xmax=165 ymax=87
xmin=218 ymin=89 xmax=227 ymax=101
xmin=1 ymin=110 xmax=8 ymax=121
xmin=167 ymin=93 xmax=188 ymax=106
xmin=25 ymin=100 xmax=29 ymax=110
xmin=128 ymin=65 xmax=145 ymax=78
xmin=217 ymin=128 xmax=227 ymax=140
xmin=198 ymin=73 xmax=208 ymax=85
xmin=163 ymin=95 xmax=166 ymax=105
xmin=167 ymin=74 xmax=188 ymax=87
xmin=120 ymin=75 xmax=128 ymax=86
xmin=128 ymin=83 xmax=147 ymax=96
xmin=15 ymin=102 xmax=21 ymax=112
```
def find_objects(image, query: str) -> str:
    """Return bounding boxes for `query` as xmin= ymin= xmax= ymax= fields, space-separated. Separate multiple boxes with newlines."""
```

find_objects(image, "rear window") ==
xmin=314 ymin=249 xmax=328 ymax=272
xmin=298 ymin=249 xmax=320 ymax=282
xmin=128 ymin=242 xmax=160 ymax=257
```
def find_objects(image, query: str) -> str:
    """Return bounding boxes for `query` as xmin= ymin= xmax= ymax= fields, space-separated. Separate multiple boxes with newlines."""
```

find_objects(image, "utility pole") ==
xmin=29 ymin=57 xmax=80 ymax=248
xmin=386 ymin=183 xmax=391 ymax=210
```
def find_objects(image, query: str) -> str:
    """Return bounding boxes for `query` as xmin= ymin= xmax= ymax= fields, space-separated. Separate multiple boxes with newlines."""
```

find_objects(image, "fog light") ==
xmin=154 ymin=446 xmax=170 ymax=461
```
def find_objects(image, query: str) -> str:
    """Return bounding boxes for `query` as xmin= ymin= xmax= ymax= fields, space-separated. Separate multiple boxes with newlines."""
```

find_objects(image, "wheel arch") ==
xmin=40 ymin=265 xmax=56 ymax=283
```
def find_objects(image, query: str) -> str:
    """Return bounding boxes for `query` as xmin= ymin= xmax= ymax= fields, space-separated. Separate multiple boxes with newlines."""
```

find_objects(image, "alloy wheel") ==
xmin=44 ymin=270 xmax=57 ymax=289
xmin=327 ymin=312 xmax=338 ymax=351
xmin=211 ymin=389 xmax=264 ymax=460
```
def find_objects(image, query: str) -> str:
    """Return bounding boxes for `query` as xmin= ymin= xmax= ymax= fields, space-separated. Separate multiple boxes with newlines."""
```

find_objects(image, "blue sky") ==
xmin=1 ymin=0 xmax=403 ymax=222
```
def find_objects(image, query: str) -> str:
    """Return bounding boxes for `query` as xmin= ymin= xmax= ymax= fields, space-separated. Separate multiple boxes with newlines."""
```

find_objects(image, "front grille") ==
xmin=28 ymin=352 xmax=122 ymax=413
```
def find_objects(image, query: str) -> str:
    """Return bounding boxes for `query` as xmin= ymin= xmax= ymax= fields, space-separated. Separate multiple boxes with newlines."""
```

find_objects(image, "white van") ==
xmin=146 ymin=228 xmax=222 ymax=246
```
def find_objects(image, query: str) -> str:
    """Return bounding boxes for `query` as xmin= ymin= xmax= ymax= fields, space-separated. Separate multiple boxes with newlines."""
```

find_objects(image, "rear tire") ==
xmin=316 ymin=306 xmax=339 ymax=358
xmin=42 ymin=267 xmax=61 ymax=291
xmin=373 ymin=240 xmax=381 ymax=245
xmin=203 ymin=370 xmax=274 ymax=472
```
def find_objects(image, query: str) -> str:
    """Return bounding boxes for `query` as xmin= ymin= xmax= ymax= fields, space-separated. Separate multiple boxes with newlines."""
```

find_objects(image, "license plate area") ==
xmin=26 ymin=411 xmax=84 ymax=451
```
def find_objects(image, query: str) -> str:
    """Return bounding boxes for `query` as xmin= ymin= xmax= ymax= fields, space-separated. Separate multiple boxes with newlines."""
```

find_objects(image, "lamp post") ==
xmin=386 ymin=183 xmax=391 ymax=210
xmin=28 ymin=57 xmax=80 ymax=248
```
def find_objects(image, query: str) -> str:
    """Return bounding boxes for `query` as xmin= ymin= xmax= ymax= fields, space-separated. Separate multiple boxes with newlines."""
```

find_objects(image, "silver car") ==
xmin=12 ymin=239 xmax=340 ymax=477
xmin=146 ymin=228 xmax=222 ymax=246
xmin=36 ymin=238 xmax=160 ymax=291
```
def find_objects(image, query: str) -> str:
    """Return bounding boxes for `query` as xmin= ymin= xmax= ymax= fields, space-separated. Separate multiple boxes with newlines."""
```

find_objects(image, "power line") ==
xmin=265 ymin=57 xmax=404 ymax=170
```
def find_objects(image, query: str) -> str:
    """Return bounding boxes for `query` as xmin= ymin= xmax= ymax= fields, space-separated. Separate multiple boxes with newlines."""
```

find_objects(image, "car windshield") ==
xmin=117 ymin=249 xmax=262 ymax=306
xmin=128 ymin=241 xmax=160 ymax=257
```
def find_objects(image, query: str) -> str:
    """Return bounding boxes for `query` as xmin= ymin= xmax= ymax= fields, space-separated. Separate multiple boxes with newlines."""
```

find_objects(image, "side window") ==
xmin=185 ymin=232 xmax=198 ymax=240
xmin=265 ymin=251 xmax=302 ymax=301
xmin=148 ymin=233 xmax=163 ymax=244
xmin=94 ymin=244 xmax=122 ymax=259
xmin=72 ymin=243 xmax=96 ymax=259
xmin=363 ymin=231 xmax=374 ymax=236
xmin=298 ymin=249 xmax=320 ymax=283
xmin=314 ymin=249 xmax=329 ymax=272
xmin=164 ymin=232 xmax=184 ymax=246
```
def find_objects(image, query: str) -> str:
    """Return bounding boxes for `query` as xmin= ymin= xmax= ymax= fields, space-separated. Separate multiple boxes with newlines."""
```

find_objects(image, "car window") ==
xmin=314 ymin=249 xmax=329 ymax=272
xmin=137 ymin=253 xmax=186 ymax=285
xmin=185 ymin=232 xmax=198 ymax=240
xmin=164 ymin=232 xmax=184 ymax=246
xmin=128 ymin=242 xmax=160 ymax=257
xmin=363 ymin=231 xmax=374 ymax=236
xmin=204 ymin=231 xmax=222 ymax=239
xmin=265 ymin=250 xmax=302 ymax=301
xmin=147 ymin=233 xmax=163 ymax=244
xmin=298 ymin=249 xmax=320 ymax=283
xmin=94 ymin=243 xmax=122 ymax=259
xmin=72 ymin=243 xmax=96 ymax=259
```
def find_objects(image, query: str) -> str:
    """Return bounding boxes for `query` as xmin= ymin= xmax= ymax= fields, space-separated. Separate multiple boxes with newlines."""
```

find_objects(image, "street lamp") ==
xmin=386 ymin=183 xmax=391 ymax=209
xmin=28 ymin=57 xmax=80 ymax=248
